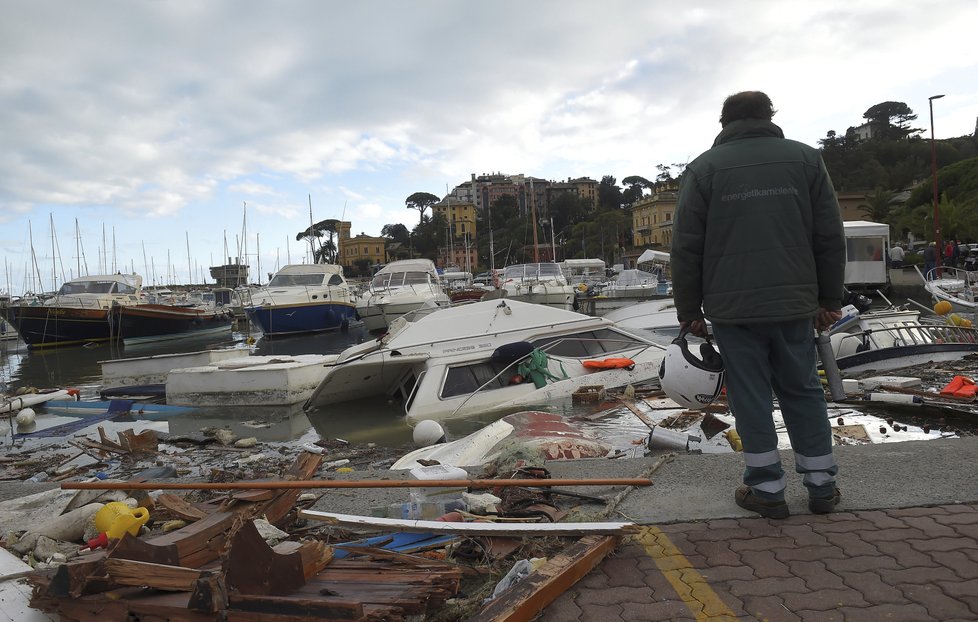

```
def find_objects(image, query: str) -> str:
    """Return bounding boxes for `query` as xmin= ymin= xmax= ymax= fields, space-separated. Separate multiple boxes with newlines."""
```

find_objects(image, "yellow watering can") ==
xmin=94 ymin=501 xmax=150 ymax=539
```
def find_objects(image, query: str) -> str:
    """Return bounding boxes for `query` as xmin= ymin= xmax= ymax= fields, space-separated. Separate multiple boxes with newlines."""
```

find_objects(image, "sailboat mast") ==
xmin=50 ymin=214 xmax=57 ymax=292
xmin=530 ymin=179 xmax=540 ymax=263
xmin=307 ymin=194 xmax=316 ymax=263
xmin=75 ymin=219 xmax=81 ymax=278
xmin=186 ymin=232 xmax=192 ymax=287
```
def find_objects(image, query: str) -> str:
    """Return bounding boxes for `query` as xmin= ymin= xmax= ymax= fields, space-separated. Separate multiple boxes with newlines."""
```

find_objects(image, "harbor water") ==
xmin=0 ymin=321 xmax=655 ymax=454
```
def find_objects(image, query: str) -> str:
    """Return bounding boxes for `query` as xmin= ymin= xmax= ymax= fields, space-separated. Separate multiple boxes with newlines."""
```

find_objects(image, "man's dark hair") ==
xmin=719 ymin=91 xmax=776 ymax=126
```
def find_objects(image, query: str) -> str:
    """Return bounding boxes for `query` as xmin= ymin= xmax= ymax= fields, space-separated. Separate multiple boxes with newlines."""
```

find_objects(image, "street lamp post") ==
xmin=929 ymin=94 xmax=945 ymax=271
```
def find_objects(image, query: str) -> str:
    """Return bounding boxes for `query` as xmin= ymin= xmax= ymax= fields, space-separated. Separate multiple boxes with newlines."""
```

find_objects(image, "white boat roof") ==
xmin=843 ymin=220 xmax=889 ymax=237
xmin=383 ymin=299 xmax=610 ymax=350
xmin=67 ymin=273 xmax=143 ymax=288
xmin=637 ymin=249 xmax=670 ymax=265
xmin=376 ymin=259 xmax=438 ymax=275
xmin=275 ymin=263 xmax=344 ymax=275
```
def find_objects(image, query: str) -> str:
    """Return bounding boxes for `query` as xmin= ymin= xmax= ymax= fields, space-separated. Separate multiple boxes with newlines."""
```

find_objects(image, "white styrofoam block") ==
xmin=859 ymin=376 xmax=922 ymax=390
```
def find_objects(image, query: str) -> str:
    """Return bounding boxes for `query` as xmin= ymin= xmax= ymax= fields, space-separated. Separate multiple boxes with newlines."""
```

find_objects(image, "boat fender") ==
xmin=582 ymin=358 xmax=636 ymax=371
xmin=67 ymin=388 xmax=81 ymax=400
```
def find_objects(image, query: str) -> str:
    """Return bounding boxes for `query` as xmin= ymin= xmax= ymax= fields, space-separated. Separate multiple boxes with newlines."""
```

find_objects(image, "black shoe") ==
xmin=809 ymin=488 xmax=841 ymax=514
xmin=735 ymin=485 xmax=789 ymax=519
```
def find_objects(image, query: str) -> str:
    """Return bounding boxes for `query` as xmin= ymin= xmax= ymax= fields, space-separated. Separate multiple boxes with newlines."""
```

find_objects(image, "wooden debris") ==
xmin=225 ymin=520 xmax=332 ymax=595
xmin=470 ymin=535 xmax=618 ymax=622
xmin=156 ymin=493 xmax=208 ymax=522
xmin=117 ymin=428 xmax=158 ymax=455
xmin=572 ymin=385 xmax=606 ymax=404
xmin=103 ymin=558 xmax=206 ymax=592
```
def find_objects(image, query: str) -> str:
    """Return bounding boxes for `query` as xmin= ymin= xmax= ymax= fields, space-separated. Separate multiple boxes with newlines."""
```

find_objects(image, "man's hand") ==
xmin=680 ymin=319 xmax=709 ymax=338
xmin=815 ymin=307 xmax=843 ymax=332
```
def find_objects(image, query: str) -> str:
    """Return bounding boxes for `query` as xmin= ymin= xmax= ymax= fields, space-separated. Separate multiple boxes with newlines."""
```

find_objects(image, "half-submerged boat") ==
xmin=244 ymin=264 xmax=357 ymax=336
xmin=922 ymin=266 xmax=977 ymax=314
xmin=304 ymin=299 xmax=666 ymax=422
xmin=355 ymin=259 xmax=450 ymax=333
xmin=4 ymin=273 xmax=143 ymax=349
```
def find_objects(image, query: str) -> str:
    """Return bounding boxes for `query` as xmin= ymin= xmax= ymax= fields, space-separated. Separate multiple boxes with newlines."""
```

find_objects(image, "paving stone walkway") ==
xmin=540 ymin=503 xmax=978 ymax=621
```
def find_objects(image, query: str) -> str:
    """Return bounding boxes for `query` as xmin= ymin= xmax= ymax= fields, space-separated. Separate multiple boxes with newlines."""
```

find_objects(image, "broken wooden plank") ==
xmin=469 ymin=535 xmax=619 ymax=622
xmin=224 ymin=520 xmax=329 ymax=596
xmin=117 ymin=428 xmax=158 ymax=455
xmin=102 ymin=558 xmax=206 ymax=591
xmin=156 ymin=493 xmax=208 ymax=522
xmin=299 ymin=510 xmax=639 ymax=536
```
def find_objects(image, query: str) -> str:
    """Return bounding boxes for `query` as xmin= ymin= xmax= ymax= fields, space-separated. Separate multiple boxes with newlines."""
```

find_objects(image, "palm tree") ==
xmin=857 ymin=189 xmax=895 ymax=222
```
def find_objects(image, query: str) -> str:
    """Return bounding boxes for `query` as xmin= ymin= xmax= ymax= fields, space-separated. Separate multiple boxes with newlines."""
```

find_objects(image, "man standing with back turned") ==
xmin=671 ymin=91 xmax=846 ymax=519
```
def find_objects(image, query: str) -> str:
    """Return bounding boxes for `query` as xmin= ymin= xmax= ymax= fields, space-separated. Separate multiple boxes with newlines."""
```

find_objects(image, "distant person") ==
xmin=952 ymin=240 xmax=961 ymax=268
xmin=945 ymin=241 xmax=956 ymax=267
xmin=888 ymin=243 xmax=905 ymax=269
xmin=671 ymin=90 xmax=845 ymax=519
xmin=923 ymin=242 xmax=937 ymax=275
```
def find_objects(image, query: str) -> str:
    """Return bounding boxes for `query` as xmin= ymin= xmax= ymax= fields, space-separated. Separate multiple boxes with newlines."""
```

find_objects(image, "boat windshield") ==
xmin=268 ymin=273 xmax=327 ymax=287
xmin=57 ymin=280 xmax=118 ymax=295
xmin=531 ymin=328 xmax=647 ymax=357
xmin=372 ymin=271 xmax=431 ymax=288
xmin=503 ymin=263 xmax=563 ymax=282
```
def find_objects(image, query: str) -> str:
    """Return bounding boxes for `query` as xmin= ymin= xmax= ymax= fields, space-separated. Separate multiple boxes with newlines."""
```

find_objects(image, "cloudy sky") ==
xmin=1 ymin=0 xmax=976 ymax=292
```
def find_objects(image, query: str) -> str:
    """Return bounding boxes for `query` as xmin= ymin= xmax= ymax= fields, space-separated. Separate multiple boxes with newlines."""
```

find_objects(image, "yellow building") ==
xmin=432 ymin=199 xmax=478 ymax=239
xmin=630 ymin=190 xmax=678 ymax=248
xmin=337 ymin=221 xmax=386 ymax=271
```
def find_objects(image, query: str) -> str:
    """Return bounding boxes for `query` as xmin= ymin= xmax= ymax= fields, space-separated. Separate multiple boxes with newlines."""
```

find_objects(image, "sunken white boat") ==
xmin=303 ymin=299 xmax=666 ymax=422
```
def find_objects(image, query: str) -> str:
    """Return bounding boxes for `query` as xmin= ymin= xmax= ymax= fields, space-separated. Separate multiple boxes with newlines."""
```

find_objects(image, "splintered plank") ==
xmin=469 ymin=535 xmax=619 ymax=622
xmin=102 ymin=558 xmax=207 ymax=592
xmin=156 ymin=493 xmax=208 ymax=521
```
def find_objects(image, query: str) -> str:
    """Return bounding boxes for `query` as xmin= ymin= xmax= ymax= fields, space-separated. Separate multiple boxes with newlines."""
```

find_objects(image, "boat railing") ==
xmin=838 ymin=323 xmax=978 ymax=351
xmin=925 ymin=266 xmax=977 ymax=286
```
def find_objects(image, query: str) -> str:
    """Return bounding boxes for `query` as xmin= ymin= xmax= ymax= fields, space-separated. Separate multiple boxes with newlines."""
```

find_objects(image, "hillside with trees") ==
xmin=366 ymin=100 xmax=978 ymax=272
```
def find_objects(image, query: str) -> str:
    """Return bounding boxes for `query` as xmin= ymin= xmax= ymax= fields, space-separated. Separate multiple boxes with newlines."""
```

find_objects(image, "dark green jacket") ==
xmin=671 ymin=119 xmax=846 ymax=324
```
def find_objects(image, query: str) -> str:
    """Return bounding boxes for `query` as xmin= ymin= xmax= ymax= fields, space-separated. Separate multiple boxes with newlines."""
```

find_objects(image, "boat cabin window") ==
xmin=372 ymin=271 xmax=431 ymax=289
xmin=440 ymin=362 xmax=510 ymax=398
xmin=531 ymin=328 xmax=645 ymax=358
xmin=58 ymin=280 xmax=119 ymax=295
xmin=268 ymin=273 xmax=327 ymax=287
xmin=328 ymin=274 xmax=344 ymax=286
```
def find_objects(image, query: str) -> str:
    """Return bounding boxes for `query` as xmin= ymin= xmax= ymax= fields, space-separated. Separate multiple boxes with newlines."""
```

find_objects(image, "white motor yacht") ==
xmin=243 ymin=263 xmax=357 ymax=336
xmin=355 ymin=259 xmax=451 ymax=333
xmin=303 ymin=299 xmax=666 ymax=422
xmin=499 ymin=262 xmax=576 ymax=310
